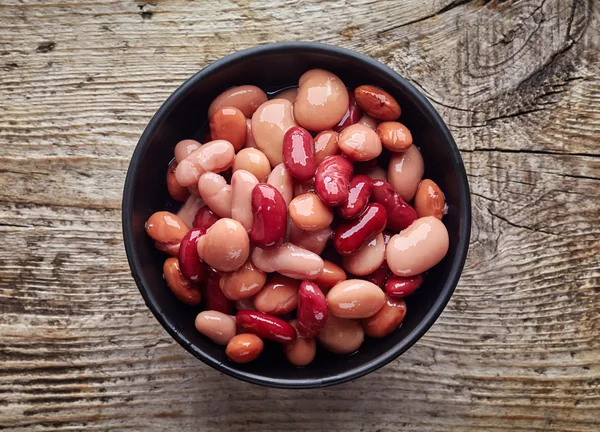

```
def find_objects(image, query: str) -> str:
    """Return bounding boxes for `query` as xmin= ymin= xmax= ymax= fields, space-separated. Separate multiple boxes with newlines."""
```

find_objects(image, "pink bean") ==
xmin=267 ymin=163 xmax=294 ymax=207
xmin=385 ymin=274 xmax=424 ymax=297
xmin=251 ymin=243 xmax=324 ymax=280
xmin=289 ymin=222 xmax=332 ymax=255
xmin=236 ymin=310 xmax=297 ymax=343
xmin=297 ymin=280 xmax=328 ymax=338
xmin=333 ymin=203 xmax=387 ymax=255
xmin=176 ymin=195 xmax=205 ymax=228
xmin=231 ymin=170 xmax=259 ymax=231
xmin=174 ymin=139 xmax=201 ymax=163
xmin=338 ymin=175 xmax=372 ymax=219
xmin=250 ymin=184 xmax=288 ymax=249
xmin=175 ymin=140 xmax=235 ymax=187
xmin=282 ymin=126 xmax=317 ymax=181
xmin=371 ymin=179 xmax=418 ymax=232
xmin=314 ymin=155 xmax=354 ymax=206
xmin=177 ymin=228 xmax=206 ymax=282
xmin=198 ymin=172 xmax=232 ymax=218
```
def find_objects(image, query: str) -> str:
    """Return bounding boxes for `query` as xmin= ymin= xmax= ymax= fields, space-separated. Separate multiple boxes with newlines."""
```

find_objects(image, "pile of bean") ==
xmin=146 ymin=69 xmax=449 ymax=365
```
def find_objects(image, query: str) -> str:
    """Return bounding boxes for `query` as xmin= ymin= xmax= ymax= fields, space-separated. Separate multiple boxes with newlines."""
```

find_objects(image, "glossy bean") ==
xmin=363 ymin=260 xmax=390 ymax=287
xmin=251 ymin=99 xmax=297 ymax=166
xmin=267 ymin=163 xmax=293 ymax=207
xmin=253 ymin=275 xmax=299 ymax=316
xmin=250 ymin=183 xmax=288 ymax=249
xmin=198 ymin=172 xmax=232 ymax=218
xmin=314 ymin=130 xmax=340 ymax=166
xmin=177 ymin=228 xmax=206 ymax=282
xmin=333 ymin=90 xmax=361 ymax=133
xmin=313 ymin=260 xmax=347 ymax=288
xmin=342 ymin=233 xmax=385 ymax=276
xmin=197 ymin=218 xmax=249 ymax=272
xmin=195 ymin=311 xmax=236 ymax=345
xmin=226 ymin=333 xmax=264 ymax=363
xmin=371 ymin=179 xmax=418 ymax=232
xmin=163 ymin=257 xmax=202 ymax=305
xmin=314 ymin=155 xmax=354 ymax=206
xmin=219 ymin=260 xmax=266 ymax=301
xmin=338 ymin=175 xmax=372 ymax=219
xmin=204 ymin=267 xmax=233 ymax=314
xmin=210 ymin=106 xmax=247 ymax=151
xmin=175 ymin=140 xmax=235 ymax=187
xmin=208 ymin=85 xmax=268 ymax=119
xmin=284 ymin=320 xmax=316 ymax=367
xmin=387 ymin=144 xmax=424 ymax=201
xmin=338 ymin=124 xmax=382 ymax=162
xmin=274 ymin=87 xmax=298 ymax=104
xmin=386 ymin=216 xmax=449 ymax=276
xmin=146 ymin=211 xmax=190 ymax=256
xmin=282 ymin=126 xmax=317 ymax=181
xmin=236 ymin=310 xmax=296 ymax=343
xmin=288 ymin=193 xmax=333 ymax=232
xmin=333 ymin=203 xmax=387 ymax=255
xmin=414 ymin=179 xmax=446 ymax=220
xmin=362 ymin=296 xmax=407 ymax=338
xmin=251 ymin=243 xmax=324 ymax=280
xmin=326 ymin=279 xmax=385 ymax=319
xmin=316 ymin=314 xmax=364 ymax=354
xmin=167 ymin=161 xmax=190 ymax=202
xmin=297 ymin=280 xmax=328 ymax=338
xmin=193 ymin=206 xmax=219 ymax=230
xmin=233 ymin=148 xmax=271 ymax=182
xmin=289 ymin=222 xmax=332 ymax=255
xmin=385 ymin=273 xmax=424 ymax=297
xmin=244 ymin=119 xmax=258 ymax=149
xmin=294 ymin=69 xmax=349 ymax=131
xmin=231 ymin=170 xmax=259 ymax=231
xmin=354 ymin=85 xmax=401 ymax=121
xmin=357 ymin=114 xmax=378 ymax=131
xmin=174 ymin=139 xmax=201 ymax=163
xmin=376 ymin=121 xmax=412 ymax=152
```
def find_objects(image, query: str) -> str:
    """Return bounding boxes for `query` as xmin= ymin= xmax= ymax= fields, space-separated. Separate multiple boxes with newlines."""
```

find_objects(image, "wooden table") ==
xmin=1 ymin=0 xmax=599 ymax=430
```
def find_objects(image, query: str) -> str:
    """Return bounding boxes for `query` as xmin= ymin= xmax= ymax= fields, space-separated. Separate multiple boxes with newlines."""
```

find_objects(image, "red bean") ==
xmin=362 ymin=261 xmax=390 ymax=287
xmin=338 ymin=175 xmax=372 ymax=219
xmin=282 ymin=126 xmax=317 ymax=181
xmin=314 ymin=155 xmax=353 ymax=206
xmin=333 ymin=90 xmax=361 ymax=133
xmin=193 ymin=206 xmax=219 ymax=230
xmin=297 ymin=280 xmax=328 ymax=338
xmin=385 ymin=274 xmax=424 ymax=297
xmin=333 ymin=203 xmax=387 ymax=255
xmin=203 ymin=267 xmax=233 ymax=314
xmin=236 ymin=310 xmax=297 ymax=343
xmin=250 ymin=184 xmax=288 ymax=249
xmin=177 ymin=228 xmax=206 ymax=282
xmin=371 ymin=179 xmax=418 ymax=232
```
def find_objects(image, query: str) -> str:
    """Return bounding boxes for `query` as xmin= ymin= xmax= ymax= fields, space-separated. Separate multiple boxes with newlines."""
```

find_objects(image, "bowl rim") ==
xmin=122 ymin=41 xmax=471 ymax=389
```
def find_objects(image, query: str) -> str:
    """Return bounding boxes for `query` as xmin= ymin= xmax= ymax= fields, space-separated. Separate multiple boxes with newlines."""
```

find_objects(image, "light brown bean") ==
xmin=226 ymin=333 xmax=264 ymax=363
xmin=233 ymin=148 xmax=271 ymax=182
xmin=386 ymin=216 xmax=449 ymax=276
xmin=414 ymin=179 xmax=446 ymax=220
xmin=357 ymin=115 xmax=378 ymax=131
xmin=289 ymin=222 xmax=332 ymax=255
xmin=316 ymin=314 xmax=364 ymax=355
xmin=167 ymin=160 xmax=190 ymax=202
xmin=313 ymin=260 xmax=347 ymax=289
xmin=195 ymin=311 xmax=237 ymax=345
xmin=197 ymin=218 xmax=250 ymax=272
xmin=198 ymin=172 xmax=232 ymax=218
xmin=362 ymin=165 xmax=387 ymax=182
xmin=231 ymin=170 xmax=259 ymax=231
xmin=338 ymin=124 xmax=382 ymax=161
xmin=267 ymin=163 xmax=293 ymax=207
xmin=163 ymin=257 xmax=202 ymax=305
xmin=362 ymin=296 xmax=407 ymax=338
xmin=251 ymin=99 xmax=298 ymax=166
xmin=284 ymin=320 xmax=316 ymax=367
xmin=326 ymin=279 xmax=386 ymax=319
xmin=288 ymin=193 xmax=333 ymax=232
xmin=210 ymin=106 xmax=247 ymax=151
xmin=253 ymin=275 xmax=299 ymax=315
xmin=146 ymin=211 xmax=190 ymax=255
xmin=314 ymin=130 xmax=340 ymax=166
xmin=251 ymin=243 xmax=324 ymax=280
xmin=274 ymin=87 xmax=298 ymax=104
xmin=376 ymin=122 xmax=413 ymax=152
xmin=219 ymin=260 xmax=266 ymax=301
xmin=174 ymin=139 xmax=201 ymax=163
xmin=208 ymin=85 xmax=268 ymax=119
xmin=342 ymin=233 xmax=385 ymax=277
xmin=244 ymin=119 xmax=258 ymax=149
xmin=387 ymin=144 xmax=424 ymax=202
xmin=175 ymin=140 xmax=235 ymax=187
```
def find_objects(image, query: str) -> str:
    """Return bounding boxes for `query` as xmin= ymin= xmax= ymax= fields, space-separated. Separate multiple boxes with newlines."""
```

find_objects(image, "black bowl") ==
xmin=122 ymin=41 xmax=471 ymax=389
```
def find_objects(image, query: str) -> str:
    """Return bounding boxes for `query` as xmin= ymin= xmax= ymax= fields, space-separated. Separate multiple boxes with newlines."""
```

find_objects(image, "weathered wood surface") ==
xmin=0 ymin=0 xmax=599 ymax=430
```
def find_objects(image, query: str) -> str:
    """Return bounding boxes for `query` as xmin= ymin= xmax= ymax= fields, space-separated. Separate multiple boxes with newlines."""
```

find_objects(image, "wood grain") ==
xmin=1 ymin=0 xmax=599 ymax=430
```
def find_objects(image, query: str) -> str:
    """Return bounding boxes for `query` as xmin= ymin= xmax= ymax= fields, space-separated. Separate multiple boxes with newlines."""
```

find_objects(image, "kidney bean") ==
xmin=376 ymin=121 xmax=413 ymax=152
xmin=250 ymin=183 xmax=287 ymax=249
xmin=293 ymin=178 xmax=315 ymax=197
xmin=289 ymin=223 xmax=332 ymax=255
xmin=333 ymin=203 xmax=387 ymax=255
xmin=333 ymin=90 xmax=361 ymax=133
xmin=386 ymin=216 xmax=449 ymax=276
xmin=314 ymin=155 xmax=354 ymax=206
xmin=251 ymin=99 xmax=297 ymax=166
xmin=316 ymin=314 xmax=364 ymax=354
xmin=163 ymin=257 xmax=202 ymax=305
xmin=244 ymin=119 xmax=258 ymax=149
xmin=234 ymin=297 xmax=256 ymax=311
xmin=193 ymin=206 xmax=218 ymax=230
xmin=388 ymin=144 xmax=424 ymax=202
xmin=167 ymin=160 xmax=190 ymax=202
xmin=174 ymin=139 xmax=202 ymax=163
xmin=289 ymin=193 xmax=333 ymax=232
xmin=314 ymin=130 xmax=340 ymax=166
xmin=236 ymin=310 xmax=296 ymax=343
xmin=176 ymin=195 xmax=205 ymax=229
xmin=362 ymin=296 xmax=407 ymax=338
xmin=253 ymin=275 xmax=299 ymax=316
xmin=208 ymin=85 xmax=268 ymax=119
xmin=175 ymin=140 xmax=235 ymax=187
xmin=203 ymin=267 xmax=233 ymax=314
xmin=326 ymin=279 xmax=385 ymax=319
xmin=198 ymin=172 xmax=232 ymax=218
xmin=371 ymin=179 xmax=418 ymax=232
xmin=209 ymin=106 xmax=247 ymax=151
xmin=294 ymin=69 xmax=349 ymax=131
xmin=267 ymin=163 xmax=293 ymax=207
xmin=282 ymin=126 xmax=317 ymax=181
xmin=314 ymin=260 xmax=347 ymax=288
xmin=219 ymin=259 xmax=266 ymax=301
xmin=251 ymin=243 xmax=324 ymax=280
xmin=231 ymin=170 xmax=259 ymax=232
xmin=274 ymin=87 xmax=298 ymax=103
xmin=385 ymin=273 xmax=424 ymax=297
xmin=177 ymin=228 xmax=206 ymax=282
xmin=197 ymin=218 xmax=249 ymax=272
xmin=414 ymin=179 xmax=446 ymax=220
xmin=338 ymin=175 xmax=372 ymax=220
xmin=354 ymin=85 xmax=401 ymax=121
xmin=195 ymin=311 xmax=236 ymax=345
xmin=363 ymin=261 xmax=390 ymax=287
xmin=146 ymin=211 xmax=190 ymax=256
xmin=233 ymin=148 xmax=271 ymax=182
xmin=296 ymin=280 xmax=328 ymax=338
xmin=342 ymin=233 xmax=385 ymax=277
xmin=284 ymin=319 xmax=317 ymax=367
xmin=226 ymin=333 xmax=264 ymax=363
xmin=357 ymin=114 xmax=378 ymax=131
xmin=338 ymin=124 xmax=382 ymax=162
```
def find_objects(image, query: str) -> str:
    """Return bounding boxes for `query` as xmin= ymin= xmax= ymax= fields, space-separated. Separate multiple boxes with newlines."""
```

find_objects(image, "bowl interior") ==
xmin=123 ymin=43 xmax=470 ymax=388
